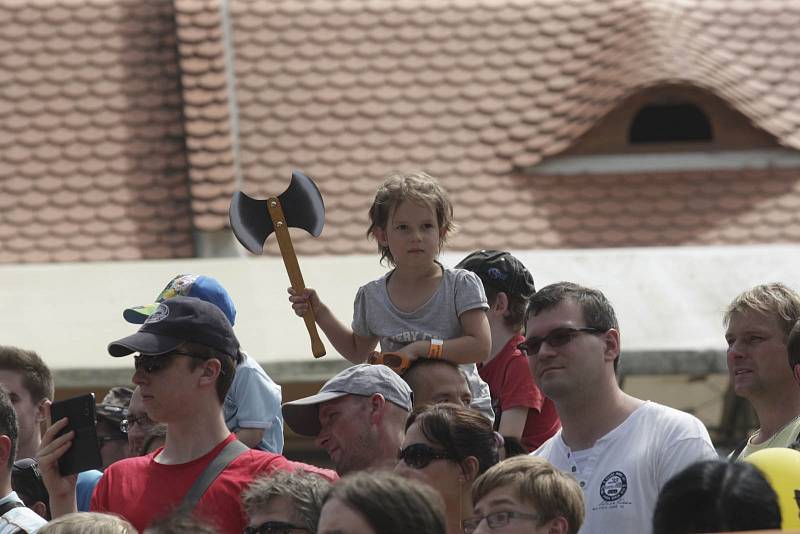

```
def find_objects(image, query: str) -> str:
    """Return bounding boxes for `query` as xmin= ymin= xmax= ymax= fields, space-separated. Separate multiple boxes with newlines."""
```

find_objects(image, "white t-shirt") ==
xmin=533 ymin=401 xmax=717 ymax=534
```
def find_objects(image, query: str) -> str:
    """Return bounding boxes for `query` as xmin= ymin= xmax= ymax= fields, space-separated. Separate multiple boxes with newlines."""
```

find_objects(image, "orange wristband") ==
xmin=428 ymin=338 xmax=444 ymax=359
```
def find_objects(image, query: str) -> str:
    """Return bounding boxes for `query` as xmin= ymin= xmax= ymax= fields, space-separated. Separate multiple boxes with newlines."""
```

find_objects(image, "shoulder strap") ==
xmin=728 ymin=437 xmax=749 ymax=462
xmin=180 ymin=439 xmax=249 ymax=511
xmin=0 ymin=501 xmax=23 ymax=517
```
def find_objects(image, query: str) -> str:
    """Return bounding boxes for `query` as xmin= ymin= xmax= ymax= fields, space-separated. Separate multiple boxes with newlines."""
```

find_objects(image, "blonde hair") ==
xmin=472 ymin=456 xmax=585 ymax=534
xmin=367 ymin=171 xmax=455 ymax=266
xmin=38 ymin=512 xmax=136 ymax=534
xmin=723 ymin=283 xmax=800 ymax=338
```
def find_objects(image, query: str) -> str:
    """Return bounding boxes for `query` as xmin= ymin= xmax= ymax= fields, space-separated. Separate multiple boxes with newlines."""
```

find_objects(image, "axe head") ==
xmin=229 ymin=171 xmax=325 ymax=254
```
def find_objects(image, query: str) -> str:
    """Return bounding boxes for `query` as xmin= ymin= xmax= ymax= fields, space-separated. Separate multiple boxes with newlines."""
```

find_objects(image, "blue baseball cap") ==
xmin=123 ymin=274 xmax=237 ymax=326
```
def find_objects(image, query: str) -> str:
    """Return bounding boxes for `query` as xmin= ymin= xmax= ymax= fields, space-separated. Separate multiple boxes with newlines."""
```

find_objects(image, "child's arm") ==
xmin=497 ymin=407 xmax=529 ymax=440
xmin=396 ymin=308 xmax=491 ymax=364
xmin=288 ymin=288 xmax=378 ymax=363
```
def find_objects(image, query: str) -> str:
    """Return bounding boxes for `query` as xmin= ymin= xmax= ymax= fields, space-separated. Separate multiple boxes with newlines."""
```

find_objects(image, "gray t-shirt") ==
xmin=352 ymin=267 xmax=494 ymax=422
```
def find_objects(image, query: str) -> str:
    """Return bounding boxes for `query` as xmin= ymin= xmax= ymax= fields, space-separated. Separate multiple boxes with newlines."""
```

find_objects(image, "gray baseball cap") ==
xmin=282 ymin=364 xmax=413 ymax=437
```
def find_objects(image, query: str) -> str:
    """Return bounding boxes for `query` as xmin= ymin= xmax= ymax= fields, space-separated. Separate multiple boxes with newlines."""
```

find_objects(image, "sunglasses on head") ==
xmin=398 ymin=443 xmax=457 ymax=469
xmin=517 ymin=326 xmax=605 ymax=355
xmin=243 ymin=521 xmax=308 ymax=534
xmin=367 ymin=351 xmax=411 ymax=375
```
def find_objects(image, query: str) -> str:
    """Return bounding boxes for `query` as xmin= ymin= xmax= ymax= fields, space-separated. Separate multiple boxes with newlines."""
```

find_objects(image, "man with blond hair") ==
xmin=468 ymin=455 xmax=584 ymax=534
xmin=726 ymin=282 xmax=800 ymax=460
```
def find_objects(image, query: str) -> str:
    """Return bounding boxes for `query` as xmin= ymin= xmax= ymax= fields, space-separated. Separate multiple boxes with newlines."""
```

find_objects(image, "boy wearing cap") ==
xmin=456 ymin=250 xmax=560 ymax=451
xmin=39 ymin=297 xmax=335 ymax=534
xmin=124 ymin=274 xmax=284 ymax=453
xmin=283 ymin=364 xmax=412 ymax=475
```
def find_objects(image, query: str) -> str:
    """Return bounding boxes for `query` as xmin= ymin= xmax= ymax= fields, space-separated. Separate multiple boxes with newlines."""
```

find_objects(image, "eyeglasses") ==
xmin=243 ymin=521 xmax=308 ymax=534
xmin=462 ymin=511 xmax=540 ymax=533
xmin=120 ymin=413 xmax=155 ymax=434
xmin=517 ymin=326 xmax=605 ymax=356
xmin=398 ymin=443 xmax=457 ymax=469
xmin=97 ymin=434 xmax=127 ymax=449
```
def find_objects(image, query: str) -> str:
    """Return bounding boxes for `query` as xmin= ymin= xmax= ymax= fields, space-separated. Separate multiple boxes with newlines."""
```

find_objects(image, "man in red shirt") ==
xmin=456 ymin=250 xmax=560 ymax=451
xmin=39 ymin=297 xmax=335 ymax=533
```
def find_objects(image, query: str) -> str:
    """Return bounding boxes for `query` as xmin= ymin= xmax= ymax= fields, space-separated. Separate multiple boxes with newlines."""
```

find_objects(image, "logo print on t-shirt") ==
xmin=599 ymin=471 xmax=628 ymax=502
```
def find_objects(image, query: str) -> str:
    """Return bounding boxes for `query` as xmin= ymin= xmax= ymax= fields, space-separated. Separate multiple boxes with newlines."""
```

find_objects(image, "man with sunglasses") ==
xmin=525 ymin=282 xmax=715 ymax=534
xmin=283 ymin=364 xmax=413 ymax=475
xmin=38 ymin=297 xmax=335 ymax=534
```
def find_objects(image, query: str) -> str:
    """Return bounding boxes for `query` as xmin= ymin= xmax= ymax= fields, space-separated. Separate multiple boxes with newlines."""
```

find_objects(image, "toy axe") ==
xmin=229 ymin=171 xmax=326 ymax=358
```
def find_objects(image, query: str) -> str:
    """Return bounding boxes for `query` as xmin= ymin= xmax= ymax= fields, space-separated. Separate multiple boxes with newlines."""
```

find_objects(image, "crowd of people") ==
xmin=1 ymin=170 xmax=799 ymax=533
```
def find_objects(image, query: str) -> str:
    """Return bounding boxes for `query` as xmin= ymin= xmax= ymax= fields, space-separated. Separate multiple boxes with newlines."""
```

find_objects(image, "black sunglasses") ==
xmin=134 ymin=350 xmax=198 ymax=374
xmin=398 ymin=443 xmax=457 ymax=469
xmin=244 ymin=521 xmax=308 ymax=534
xmin=518 ymin=326 xmax=605 ymax=355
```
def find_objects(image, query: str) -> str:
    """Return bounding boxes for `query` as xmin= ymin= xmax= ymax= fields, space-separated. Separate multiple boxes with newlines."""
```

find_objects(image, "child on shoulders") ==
xmin=289 ymin=171 xmax=494 ymax=421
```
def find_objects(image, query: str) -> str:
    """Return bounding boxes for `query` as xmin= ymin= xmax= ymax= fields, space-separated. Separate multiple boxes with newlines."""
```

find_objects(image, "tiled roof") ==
xmin=227 ymin=0 xmax=800 ymax=254
xmin=0 ymin=0 xmax=194 ymax=263
xmin=3 ymin=0 xmax=800 ymax=264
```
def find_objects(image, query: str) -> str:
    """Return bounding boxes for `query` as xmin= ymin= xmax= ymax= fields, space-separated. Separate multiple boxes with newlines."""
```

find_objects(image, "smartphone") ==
xmin=50 ymin=393 xmax=103 ymax=476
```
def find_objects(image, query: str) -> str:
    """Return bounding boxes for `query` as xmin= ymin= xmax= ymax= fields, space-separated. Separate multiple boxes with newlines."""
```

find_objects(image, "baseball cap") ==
xmin=96 ymin=386 xmax=133 ymax=425
xmin=282 ymin=364 xmax=413 ymax=437
xmin=455 ymin=250 xmax=535 ymax=300
xmin=123 ymin=274 xmax=237 ymax=326
xmin=108 ymin=296 xmax=240 ymax=360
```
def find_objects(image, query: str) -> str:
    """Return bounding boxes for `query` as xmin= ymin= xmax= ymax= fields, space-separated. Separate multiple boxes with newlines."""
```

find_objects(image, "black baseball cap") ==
xmin=455 ymin=250 xmax=535 ymax=300
xmin=108 ymin=296 xmax=240 ymax=360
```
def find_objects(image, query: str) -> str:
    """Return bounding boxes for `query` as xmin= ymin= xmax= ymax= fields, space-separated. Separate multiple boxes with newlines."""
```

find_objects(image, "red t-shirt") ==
xmin=91 ymin=434 xmax=337 ymax=533
xmin=478 ymin=335 xmax=560 ymax=451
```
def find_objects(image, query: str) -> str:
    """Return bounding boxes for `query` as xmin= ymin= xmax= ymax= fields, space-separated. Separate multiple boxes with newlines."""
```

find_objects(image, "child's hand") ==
xmin=288 ymin=287 xmax=320 ymax=317
xmin=395 ymin=341 xmax=426 ymax=362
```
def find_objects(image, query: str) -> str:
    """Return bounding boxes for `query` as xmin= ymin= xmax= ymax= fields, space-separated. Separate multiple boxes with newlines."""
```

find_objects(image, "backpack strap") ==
xmin=0 ymin=501 xmax=24 ymax=517
xmin=180 ymin=439 xmax=249 ymax=511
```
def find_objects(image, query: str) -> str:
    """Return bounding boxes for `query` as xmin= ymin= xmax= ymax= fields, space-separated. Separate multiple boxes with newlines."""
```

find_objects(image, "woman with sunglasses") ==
xmin=395 ymin=403 xmax=510 ymax=534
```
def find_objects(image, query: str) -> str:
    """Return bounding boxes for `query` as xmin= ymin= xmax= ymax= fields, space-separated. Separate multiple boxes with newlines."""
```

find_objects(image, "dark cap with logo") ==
xmin=455 ymin=250 xmax=535 ymax=300
xmin=107 ymin=296 xmax=240 ymax=360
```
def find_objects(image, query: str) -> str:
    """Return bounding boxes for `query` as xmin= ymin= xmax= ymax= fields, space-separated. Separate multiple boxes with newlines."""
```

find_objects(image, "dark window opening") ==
xmin=629 ymin=103 xmax=712 ymax=144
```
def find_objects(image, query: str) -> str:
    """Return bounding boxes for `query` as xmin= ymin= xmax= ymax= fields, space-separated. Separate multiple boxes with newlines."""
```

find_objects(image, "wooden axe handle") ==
xmin=267 ymin=198 xmax=326 ymax=358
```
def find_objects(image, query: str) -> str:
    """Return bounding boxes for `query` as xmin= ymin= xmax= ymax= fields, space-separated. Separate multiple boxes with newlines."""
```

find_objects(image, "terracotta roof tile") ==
xmin=0 ymin=0 xmax=194 ymax=264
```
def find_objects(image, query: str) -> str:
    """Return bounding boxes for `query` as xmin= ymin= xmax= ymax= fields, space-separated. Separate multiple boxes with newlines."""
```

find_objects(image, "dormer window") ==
xmin=629 ymin=103 xmax=713 ymax=144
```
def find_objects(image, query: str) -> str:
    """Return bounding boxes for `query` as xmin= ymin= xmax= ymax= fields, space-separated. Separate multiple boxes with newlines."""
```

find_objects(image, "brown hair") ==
xmin=405 ymin=403 xmax=500 ymax=476
xmin=367 ymin=171 xmax=455 ymax=266
xmin=0 ymin=346 xmax=54 ymax=402
xmin=322 ymin=471 xmax=446 ymax=534
xmin=181 ymin=341 xmax=237 ymax=404
xmin=243 ymin=470 xmax=332 ymax=532
xmin=472 ymin=455 xmax=585 ymax=534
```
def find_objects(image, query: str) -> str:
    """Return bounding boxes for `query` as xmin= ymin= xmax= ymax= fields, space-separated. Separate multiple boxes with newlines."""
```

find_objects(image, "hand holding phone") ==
xmin=49 ymin=393 xmax=103 ymax=476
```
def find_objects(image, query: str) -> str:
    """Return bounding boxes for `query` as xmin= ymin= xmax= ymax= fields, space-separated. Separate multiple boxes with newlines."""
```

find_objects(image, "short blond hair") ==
xmin=472 ymin=456 xmax=585 ymax=534
xmin=367 ymin=171 xmax=455 ymax=266
xmin=38 ymin=512 xmax=136 ymax=534
xmin=723 ymin=283 xmax=800 ymax=338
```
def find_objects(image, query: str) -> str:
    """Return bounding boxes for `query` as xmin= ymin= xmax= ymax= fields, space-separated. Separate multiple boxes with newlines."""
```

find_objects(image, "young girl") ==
xmin=289 ymin=171 xmax=493 ymax=420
